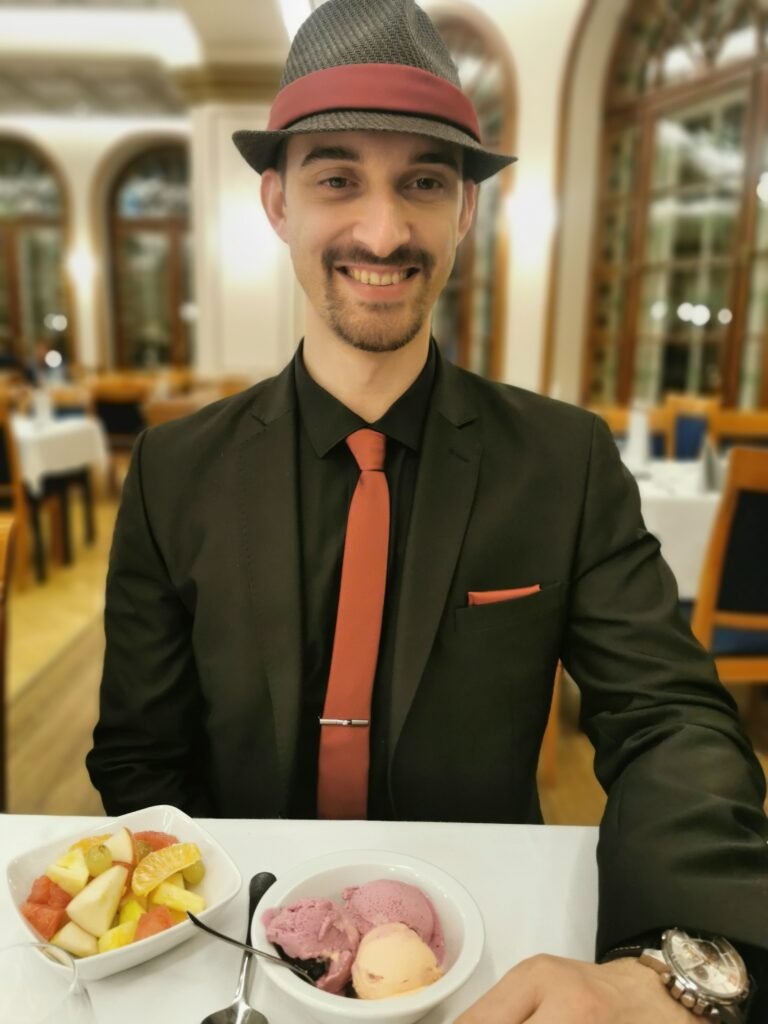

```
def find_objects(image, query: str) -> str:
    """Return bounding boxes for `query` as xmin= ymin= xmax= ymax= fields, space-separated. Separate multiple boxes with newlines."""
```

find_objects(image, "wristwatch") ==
xmin=639 ymin=928 xmax=750 ymax=1022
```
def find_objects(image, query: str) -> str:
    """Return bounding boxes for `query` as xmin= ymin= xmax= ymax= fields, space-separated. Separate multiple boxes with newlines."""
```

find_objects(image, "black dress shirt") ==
xmin=288 ymin=340 xmax=436 ymax=818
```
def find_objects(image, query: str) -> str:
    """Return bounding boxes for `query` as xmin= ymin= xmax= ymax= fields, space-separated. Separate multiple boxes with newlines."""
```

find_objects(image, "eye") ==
xmin=411 ymin=177 xmax=444 ymax=191
xmin=320 ymin=176 xmax=351 ymax=190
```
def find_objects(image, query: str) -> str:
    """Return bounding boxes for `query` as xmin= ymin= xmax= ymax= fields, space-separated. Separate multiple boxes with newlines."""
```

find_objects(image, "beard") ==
xmin=320 ymin=245 xmax=437 ymax=354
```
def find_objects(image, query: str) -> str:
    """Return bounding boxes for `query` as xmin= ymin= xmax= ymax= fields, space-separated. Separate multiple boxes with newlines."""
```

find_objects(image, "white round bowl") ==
xmin=250 ymin=849 xmax=484 ymax=1024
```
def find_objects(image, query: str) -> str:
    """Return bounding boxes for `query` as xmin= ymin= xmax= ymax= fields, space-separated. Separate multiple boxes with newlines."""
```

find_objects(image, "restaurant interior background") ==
xmin=1 ymin=0 xmax=767 ymax=822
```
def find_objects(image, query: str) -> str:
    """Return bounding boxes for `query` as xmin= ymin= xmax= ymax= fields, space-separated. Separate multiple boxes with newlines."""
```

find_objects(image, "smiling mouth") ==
xmin=337 ymin=266 xmax=420 ymax=287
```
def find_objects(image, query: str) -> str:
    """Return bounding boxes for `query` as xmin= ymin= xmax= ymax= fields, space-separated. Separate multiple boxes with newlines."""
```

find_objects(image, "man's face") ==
xmin=261 ymin=131 xmax=476 ymax=353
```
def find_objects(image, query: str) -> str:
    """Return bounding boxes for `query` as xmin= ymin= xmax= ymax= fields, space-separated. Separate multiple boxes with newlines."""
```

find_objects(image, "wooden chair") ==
xmin=143 ymin=389 xmax=221 ymax=427
xmin=0 ymin=413 xmax=34 ymax=589
xmin=538 ymin=662 xmax=563 ymax=787
xmin=708 ymin=410 xmax=768 ymax=451
xmin=691 ymin=447 xmax=768 ymax=721
xmin=589 ymin=405 xmax=674 ymax=458
xmin=0 ymin=515 xmax=14 ymax=812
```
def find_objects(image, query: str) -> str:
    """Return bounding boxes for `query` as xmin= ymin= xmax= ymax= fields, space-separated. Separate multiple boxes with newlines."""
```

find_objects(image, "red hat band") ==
xmin=268 ymin=63 xmax=482 ymax=143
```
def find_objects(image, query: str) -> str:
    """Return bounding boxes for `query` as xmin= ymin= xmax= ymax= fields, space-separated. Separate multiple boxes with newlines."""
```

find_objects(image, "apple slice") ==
xmin=51 ymin=921 xmax=98 ymax=958
xmin=102 ymin=828 xmax=135 ymax=866
xmin=45 ymin=848 xmax=89 ymax=896
xmin=66 ymin=864 xmax=128 ymax=938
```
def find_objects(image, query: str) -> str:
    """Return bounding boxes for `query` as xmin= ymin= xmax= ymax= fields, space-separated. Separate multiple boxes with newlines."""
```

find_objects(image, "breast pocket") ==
xmin=454 ymin=581 xmax=564 ymax=635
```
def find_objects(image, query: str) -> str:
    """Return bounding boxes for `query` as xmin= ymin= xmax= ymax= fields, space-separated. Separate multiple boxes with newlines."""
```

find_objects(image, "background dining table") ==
xmin=630 ymin=458 xmax=721 ymax=601
xmin=11 ymin=413 xmax=108 ymax=498
xmin=1 ymin=815 xmax=600 ymax=1023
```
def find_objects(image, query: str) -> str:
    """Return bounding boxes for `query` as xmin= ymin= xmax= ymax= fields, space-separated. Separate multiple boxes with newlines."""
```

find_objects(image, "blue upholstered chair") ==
xmin=691 ymin=447 xmax=768 ymax=725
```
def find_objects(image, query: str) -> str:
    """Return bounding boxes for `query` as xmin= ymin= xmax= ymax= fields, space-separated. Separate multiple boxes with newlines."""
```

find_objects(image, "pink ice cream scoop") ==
xmin=262 ymin=898 xmax=360 ymax=993
xmin=342 ymin=879 xmax=445 ymax=963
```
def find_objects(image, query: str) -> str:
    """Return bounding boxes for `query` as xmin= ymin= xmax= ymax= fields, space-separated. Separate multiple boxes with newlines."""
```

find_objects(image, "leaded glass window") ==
xmin=0 ymin=139 xmax=70 ymax=367
xmin=109 ymin=144 xmax=194 ymax=368
xmin=586 ymin=0 xmax=768 ymax=408
xmin=432 ymin=14 xmax=514 ymax=379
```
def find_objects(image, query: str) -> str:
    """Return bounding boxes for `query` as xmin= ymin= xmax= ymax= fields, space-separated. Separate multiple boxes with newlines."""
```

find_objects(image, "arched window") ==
xmin=109 ymin=143 xmax=194 ymax=368
xmin=0 ymin=138 xmax=71 ymax=371
xmin=432 ymin=10 xmax=515 ymax=379
xmin=586 ymin=1 xmax=768 ymax=409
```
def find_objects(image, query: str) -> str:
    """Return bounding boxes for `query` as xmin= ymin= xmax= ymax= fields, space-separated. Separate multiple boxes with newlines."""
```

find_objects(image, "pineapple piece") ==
xmin=165 ymin=871 xmax=186 ymax=889
xmin=149 ymin=881 xmax=205 ymax=915
xmin=118 ymin=898 xmax=146 ymax=925
xmin=98 ymin=920 xmax=137 ymax=953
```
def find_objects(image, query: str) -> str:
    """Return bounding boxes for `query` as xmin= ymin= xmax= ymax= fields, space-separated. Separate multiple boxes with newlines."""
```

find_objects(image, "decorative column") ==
xmin=174 ymin=64 xmax=302 ymax=379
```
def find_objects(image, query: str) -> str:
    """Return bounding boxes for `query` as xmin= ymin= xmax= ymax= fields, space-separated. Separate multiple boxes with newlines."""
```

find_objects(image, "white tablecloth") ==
xmin=0 ymin=816 xmax=599 ymax=1023
xmin=632 ymin=461 xmax=721 ymax=601
xmin=11 ymin=415 xmax=109 ymax=497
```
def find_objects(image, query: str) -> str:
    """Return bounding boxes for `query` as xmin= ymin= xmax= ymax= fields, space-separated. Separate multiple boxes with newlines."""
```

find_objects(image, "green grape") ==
xmin=135 ymin=840 xmax=153 ymax=861
xmin=86 ymin=844 xmax=113 ymax=877
xmin=182 ymin=860 xmax=205 ymax=886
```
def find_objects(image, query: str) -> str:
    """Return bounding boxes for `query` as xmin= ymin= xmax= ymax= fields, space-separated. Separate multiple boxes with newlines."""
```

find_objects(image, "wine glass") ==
xmin=0 ymin=942 xmax=96 ymax=1024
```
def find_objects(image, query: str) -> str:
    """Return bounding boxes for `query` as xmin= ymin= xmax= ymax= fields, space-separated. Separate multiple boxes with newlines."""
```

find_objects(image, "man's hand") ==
xmin=454 ymin=954 xmax=693 ymax=1023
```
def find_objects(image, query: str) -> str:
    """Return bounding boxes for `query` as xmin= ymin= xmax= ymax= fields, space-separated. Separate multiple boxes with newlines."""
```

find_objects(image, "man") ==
xmin=87 ymin=0 xmax=768 ymax=1020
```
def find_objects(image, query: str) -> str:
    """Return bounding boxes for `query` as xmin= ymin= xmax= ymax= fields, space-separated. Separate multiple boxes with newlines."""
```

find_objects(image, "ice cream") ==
xmin=262 ymin=898 xmax=360 ymax=993
xmin=343 ymin=879 xmax=445 ymax=963
xmin=264 ymin=879 xmax=447 ymax=1001
xmin=352 ymin=922 xmax=444 ymax=999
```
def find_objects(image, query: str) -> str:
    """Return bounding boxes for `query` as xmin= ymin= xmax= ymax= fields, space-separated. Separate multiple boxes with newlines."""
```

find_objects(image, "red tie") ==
xmin=317 ymin=429 xmax=389 ymax=819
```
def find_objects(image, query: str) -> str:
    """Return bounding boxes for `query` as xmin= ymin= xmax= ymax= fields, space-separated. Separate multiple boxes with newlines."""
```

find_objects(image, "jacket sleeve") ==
xmin=86 ymin=430 xmax=215 ymax=816
xmin=561 ymin=415 xmax=768 ymax=959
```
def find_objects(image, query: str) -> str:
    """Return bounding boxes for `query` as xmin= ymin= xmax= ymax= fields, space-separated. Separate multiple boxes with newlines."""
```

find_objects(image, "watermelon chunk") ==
xmin=28 ymin=875 xmax=53 ymax=905
xmin=135 ymin=905 xmax=174 ymax=941
xmin=27 ymin=874 xmax=72 ymax=909
xmin=21 ymin=901 xmax=67 ymax=941
xmin=134 ymin=831 xmax=179 ymax=852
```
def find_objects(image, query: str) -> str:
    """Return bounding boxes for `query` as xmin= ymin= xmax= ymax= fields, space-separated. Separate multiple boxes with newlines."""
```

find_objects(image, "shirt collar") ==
xmin=294 ymin=339 xmax=436 ymax=458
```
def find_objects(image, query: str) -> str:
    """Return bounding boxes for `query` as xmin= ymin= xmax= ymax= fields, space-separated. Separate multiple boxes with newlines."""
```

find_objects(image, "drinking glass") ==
xmin=0 ymin=942 xmax=96 ymax=1024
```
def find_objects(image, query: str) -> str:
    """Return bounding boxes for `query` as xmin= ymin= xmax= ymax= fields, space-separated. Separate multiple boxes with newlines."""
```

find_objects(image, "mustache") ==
xmin=323 ymin=246 xmax=435 ymax=274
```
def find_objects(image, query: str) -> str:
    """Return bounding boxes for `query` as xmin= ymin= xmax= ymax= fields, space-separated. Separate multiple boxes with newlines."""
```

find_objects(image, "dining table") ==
xmin=11 ymin=413 xmax=108 ymax=499
xmin=1 ymin=815 xmax=600 ymax=1023
xmin=630 ymin=458 xmax=722 ymax=601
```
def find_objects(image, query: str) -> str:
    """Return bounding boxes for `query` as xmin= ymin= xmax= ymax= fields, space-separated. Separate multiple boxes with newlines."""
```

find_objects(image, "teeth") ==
xmin=346 ymin=267 xmax=410 ymax=286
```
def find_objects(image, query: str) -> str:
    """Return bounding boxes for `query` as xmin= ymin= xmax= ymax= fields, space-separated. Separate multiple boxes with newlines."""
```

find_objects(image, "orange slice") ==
xmin=68 ymin=834 xmax=112 ymax=854
xmin=131 ymin=842 xmax=201 ymax=897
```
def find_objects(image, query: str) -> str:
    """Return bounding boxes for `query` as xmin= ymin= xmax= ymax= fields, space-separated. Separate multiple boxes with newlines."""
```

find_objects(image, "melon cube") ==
xmin=52 ymin=921 xmax=98 ymax=959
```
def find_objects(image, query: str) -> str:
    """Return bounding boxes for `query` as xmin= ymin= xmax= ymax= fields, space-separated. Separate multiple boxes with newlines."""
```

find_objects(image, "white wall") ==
xmin=0 ymin=115 xmax=190 ymax=369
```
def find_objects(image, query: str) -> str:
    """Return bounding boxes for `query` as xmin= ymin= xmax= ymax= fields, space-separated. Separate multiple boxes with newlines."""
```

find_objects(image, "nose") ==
xmin=351 ymin=192 xmax=412 ymax=258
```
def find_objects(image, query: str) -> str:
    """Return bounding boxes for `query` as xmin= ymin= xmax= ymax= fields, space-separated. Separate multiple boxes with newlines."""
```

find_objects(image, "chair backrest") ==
xmin=0 ymin=514 xmax=15 ymax=811
xmin=709 ymin=410 xmax=768 ymax=451
xmin=589 ymin=404 xmax=673 ymax=457
xmin=664 ymin=394 xmax=720 ymax=460
xmin=143 ymin=389 xmax=220 ymax=427
xmin=0 ymin=411 xmax=24 ymax=506
xmin=692 ymin=447 xmax=768 ymax=648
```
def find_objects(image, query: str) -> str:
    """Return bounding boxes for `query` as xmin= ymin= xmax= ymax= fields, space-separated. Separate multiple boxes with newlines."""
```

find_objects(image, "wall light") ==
xmin=67 ymin=246 xmax=95 ymax=287
xmin=505 ymin=181 xmax=557 ymax=241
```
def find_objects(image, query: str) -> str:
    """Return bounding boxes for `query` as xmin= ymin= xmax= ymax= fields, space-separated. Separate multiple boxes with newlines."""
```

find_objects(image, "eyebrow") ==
xmin=299 ymin=145 xmax=461 ymax=173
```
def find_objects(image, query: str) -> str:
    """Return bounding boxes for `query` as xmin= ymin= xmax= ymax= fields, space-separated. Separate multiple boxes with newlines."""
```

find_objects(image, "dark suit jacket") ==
xmin=87 ymin=348 xmax=768 ymax=960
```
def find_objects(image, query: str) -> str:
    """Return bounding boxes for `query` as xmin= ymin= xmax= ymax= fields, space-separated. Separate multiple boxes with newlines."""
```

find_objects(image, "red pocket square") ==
xmin=468 ymin=585 xmax=541 ymax=606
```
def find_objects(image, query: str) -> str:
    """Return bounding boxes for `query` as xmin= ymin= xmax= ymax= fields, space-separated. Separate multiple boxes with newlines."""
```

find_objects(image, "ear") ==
xmin=261 ymin=168 xmax=289 ymax=242
xmin=457 ymin=179 xmax=478 ymax=244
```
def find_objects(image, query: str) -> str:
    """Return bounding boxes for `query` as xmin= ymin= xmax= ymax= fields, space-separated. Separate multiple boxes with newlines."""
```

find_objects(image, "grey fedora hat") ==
xmin=232 ymin=0 xmax=516 ymax=183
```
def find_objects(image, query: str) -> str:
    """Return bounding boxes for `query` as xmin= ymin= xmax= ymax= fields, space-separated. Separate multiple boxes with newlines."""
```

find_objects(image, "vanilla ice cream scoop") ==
xmin=352 ymin=922 xmax=444 ymax=999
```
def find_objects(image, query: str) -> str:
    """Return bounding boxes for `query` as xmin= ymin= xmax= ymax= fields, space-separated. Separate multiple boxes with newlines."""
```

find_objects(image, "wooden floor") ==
xmin=5 ymin=503 xmax=768 ymax=822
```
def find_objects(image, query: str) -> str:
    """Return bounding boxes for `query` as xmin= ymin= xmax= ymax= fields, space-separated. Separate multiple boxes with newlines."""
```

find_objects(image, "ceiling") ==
xmin=0 ymin=0 xmax=290 ymax=116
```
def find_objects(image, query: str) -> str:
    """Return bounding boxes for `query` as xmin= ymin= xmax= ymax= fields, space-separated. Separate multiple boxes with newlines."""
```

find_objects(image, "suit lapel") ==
xmin=389 ymin=353 xmax=482 ymax=763
xmin=235 ymin=361 xmax=302 ymax=808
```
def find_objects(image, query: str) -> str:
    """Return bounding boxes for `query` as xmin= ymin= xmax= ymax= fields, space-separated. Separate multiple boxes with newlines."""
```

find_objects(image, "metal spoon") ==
xmin=189 ymin=892 xmax=317 ymax=987
xmin=199 ymin=872 xmax=276 ymax=1024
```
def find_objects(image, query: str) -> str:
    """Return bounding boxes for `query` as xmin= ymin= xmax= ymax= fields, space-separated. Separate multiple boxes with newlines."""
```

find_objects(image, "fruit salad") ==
xmin=19 ymin=827 xmax=207 ymax=958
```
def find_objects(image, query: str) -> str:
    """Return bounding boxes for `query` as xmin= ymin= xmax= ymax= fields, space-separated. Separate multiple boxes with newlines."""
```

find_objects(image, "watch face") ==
xmin=664 ymin=929 xmax=748 ymax=1001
